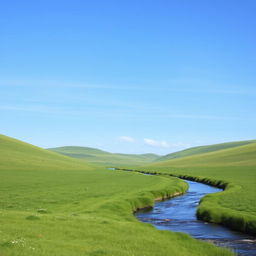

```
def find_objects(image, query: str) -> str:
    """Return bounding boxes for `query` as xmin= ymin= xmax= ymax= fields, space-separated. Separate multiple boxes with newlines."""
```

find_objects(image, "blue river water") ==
xmin=135 ymin=180 xmax=256 ymax=256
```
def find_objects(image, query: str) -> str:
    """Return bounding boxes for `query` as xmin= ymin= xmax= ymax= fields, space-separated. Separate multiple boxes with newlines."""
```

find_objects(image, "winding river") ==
xmin=108 ymin=168 xmax=256 ymax=255
xmin=135 ymin=179 xmax=256 ymax=256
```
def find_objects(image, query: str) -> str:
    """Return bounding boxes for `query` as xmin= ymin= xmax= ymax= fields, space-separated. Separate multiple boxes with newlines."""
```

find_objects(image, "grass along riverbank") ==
xmin=0 ymin=134 xmax=233 ymax=256
xmin=137 ymin=142 xmax=256 ymax=235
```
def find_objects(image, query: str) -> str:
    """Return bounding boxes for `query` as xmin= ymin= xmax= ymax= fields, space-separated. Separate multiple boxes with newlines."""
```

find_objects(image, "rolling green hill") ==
xmin=156 ymin=140 xmax=256 ymax=162
xmin=138 ymin=142 xmax=256 ymax=235
xmin=150 ymin=141 xmax=256 ymax=167
xmin=0 ymin=134 xmax=231 ymax=256
xmin=0 ymin=134 xmax=95 ymax=171
xmin=48 ymin=146 xmax=160 ymax=167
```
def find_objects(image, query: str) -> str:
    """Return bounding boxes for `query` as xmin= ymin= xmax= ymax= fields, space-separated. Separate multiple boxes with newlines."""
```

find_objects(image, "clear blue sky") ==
xmin=1 ymin=0 xmax=256 ymax=154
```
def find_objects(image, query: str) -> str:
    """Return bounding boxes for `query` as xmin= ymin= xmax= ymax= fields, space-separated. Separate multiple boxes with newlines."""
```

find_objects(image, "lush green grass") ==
xmin=138 ymin=142 xmax=256 ymax=235
xmin=48 ymin=146 xmax=160 ymax=167
xmin=156 ymin=140 xmax=256 ymax=162
xmin=0 ymin=134 xmax=232 ymax=256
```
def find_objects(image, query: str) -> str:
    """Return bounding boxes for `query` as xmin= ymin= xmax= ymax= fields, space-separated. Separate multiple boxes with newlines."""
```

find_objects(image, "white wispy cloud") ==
xmin=119 ymin=136 xmax=136 ymax=143
xmin=144 ymin=138 xmax=170 ymax=148
xmin=169 ymin=142 xmax=191 ymax=148
xmin=0 ymin=104 xmax=60 ymax=114
xmin=1 ymin=104 xmax=251 ymax=121
xmin=1 ymin=79 xmax=255 ymax=95
xmin=143 ymin=139 xmax=194 ymax=152
xmin=0 ymin=79 xmax=139 ymax=90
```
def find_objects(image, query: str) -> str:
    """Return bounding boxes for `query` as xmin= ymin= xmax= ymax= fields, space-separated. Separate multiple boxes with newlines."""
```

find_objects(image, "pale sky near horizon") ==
xmin=1 ymin=0 xmax=256 ymax=154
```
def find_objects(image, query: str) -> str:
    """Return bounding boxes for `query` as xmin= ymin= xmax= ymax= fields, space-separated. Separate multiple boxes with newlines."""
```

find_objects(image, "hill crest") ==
xmin=157 ymin=140 xmax=256 ymax=162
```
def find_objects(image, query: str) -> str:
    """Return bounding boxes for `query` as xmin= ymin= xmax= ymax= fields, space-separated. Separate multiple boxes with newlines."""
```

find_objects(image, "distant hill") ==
xmin=48 ymin=146 xmax=160 ymax=167
xmin=0 ymin=134 xmax=94 ymax=171
xmin=147 ymin=141 xmax=256 ymax=168
xmin=156 ymin=140 xmax=256 ymax=162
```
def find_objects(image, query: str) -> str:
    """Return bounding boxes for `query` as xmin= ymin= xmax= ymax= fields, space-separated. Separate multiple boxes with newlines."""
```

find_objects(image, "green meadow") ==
xmin=138 ymin=142 xmax=256 ymax=235
xmin=0 ymin=135 xmax=232 ymax=256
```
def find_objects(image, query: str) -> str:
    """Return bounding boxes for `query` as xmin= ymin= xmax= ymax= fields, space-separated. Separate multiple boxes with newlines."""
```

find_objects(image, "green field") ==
xmin=48 ymin=146 xmax=159 ymax=167
xmin=138 ymin=142 xmax=256 ymax=235
xmin=0 ymin=135 xmax=232 ymax=256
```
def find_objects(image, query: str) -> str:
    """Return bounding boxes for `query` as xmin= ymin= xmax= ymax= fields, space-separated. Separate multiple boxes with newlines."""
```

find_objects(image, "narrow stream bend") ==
xmin=135 ymin=179 xmax=256 ymax=256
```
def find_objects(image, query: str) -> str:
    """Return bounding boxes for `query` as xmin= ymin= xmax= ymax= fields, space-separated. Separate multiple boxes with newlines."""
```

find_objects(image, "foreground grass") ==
xmin=138 ymin=142 xmax=256 ymax=235
xmin=0 ymin=134 xmax=232 ymax=255
xmin=0 ymin=168 xmax=232 ymax=256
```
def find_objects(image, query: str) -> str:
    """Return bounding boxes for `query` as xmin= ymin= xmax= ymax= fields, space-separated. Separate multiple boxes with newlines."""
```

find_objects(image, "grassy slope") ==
xmin=0 ymin=135 xmax=96 ymax=172
xmin=48 ymin=146 xmax=160 ymax=167
xmin=138 ymin=142 xmax=256 ymax=235
xmin=0 ymin=134 xmax=232 ymax=256
xmin=157 ymin=140 xmax=256 ymax=162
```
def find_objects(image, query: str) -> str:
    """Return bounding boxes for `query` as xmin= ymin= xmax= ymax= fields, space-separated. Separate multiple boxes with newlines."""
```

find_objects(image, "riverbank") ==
xmin=135 ymin=143 xmax=256 ymax=237
xmin=136 ymin=180 xmax=256 ymax=256
xmin=133 ymin=191 xmax=185 ymax=212
xmin=127 ymin=166 xmax=256 ymax=236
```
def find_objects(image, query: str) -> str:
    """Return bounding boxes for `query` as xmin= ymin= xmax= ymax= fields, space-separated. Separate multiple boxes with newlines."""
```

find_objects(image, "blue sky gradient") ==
xmin=1 ymin=0 xmax=256 ymax=154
